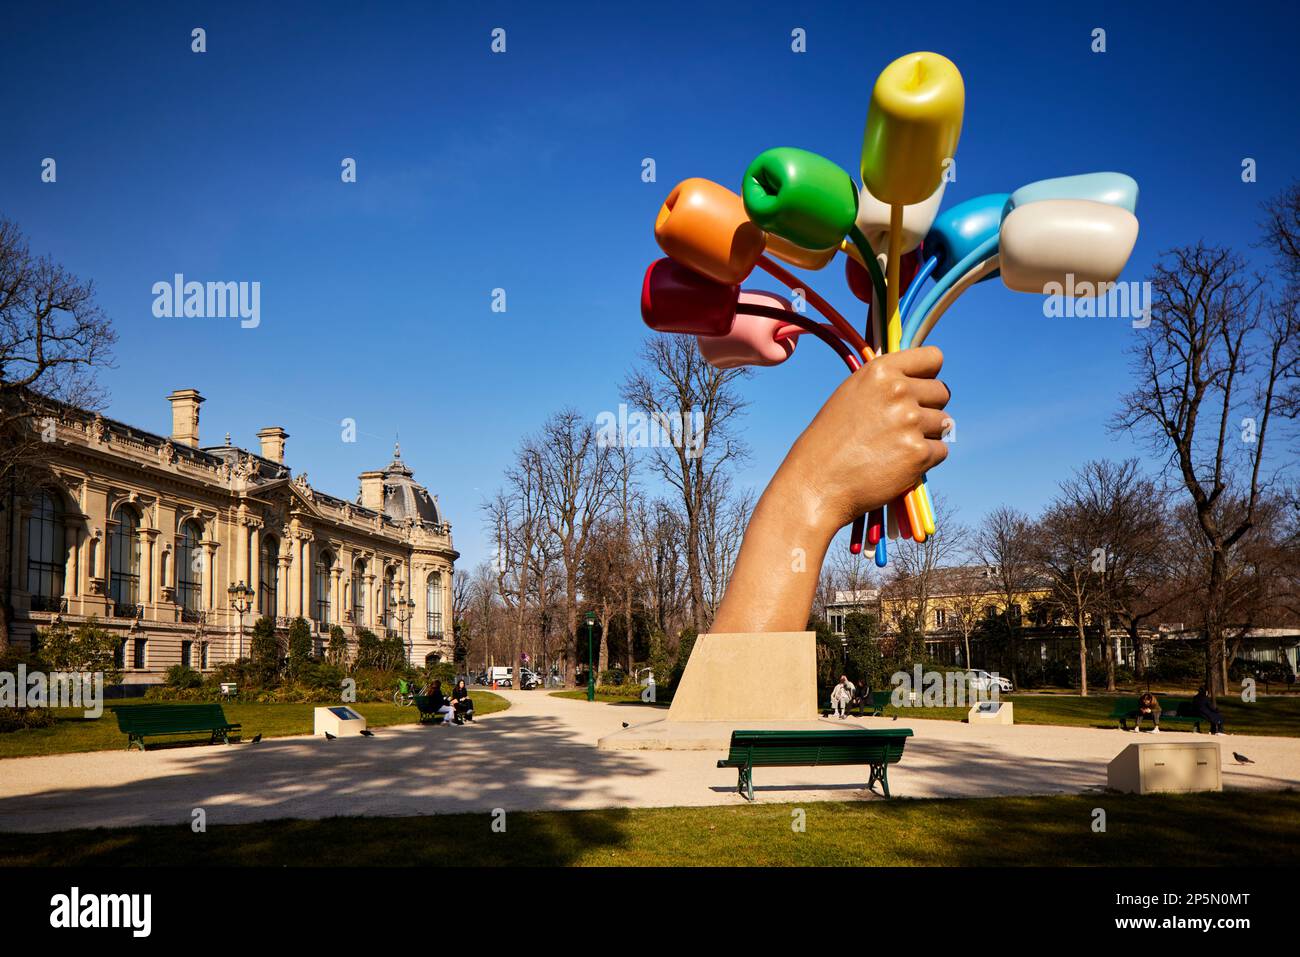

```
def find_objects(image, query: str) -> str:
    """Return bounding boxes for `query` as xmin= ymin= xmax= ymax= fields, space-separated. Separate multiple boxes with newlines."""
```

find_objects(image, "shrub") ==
xmin=164 ymin=665 xmax=203 ymax=690
xmin=33 ymin=618 xmax=121 ymax=684
xmin=599 ymin=668 xmax=626 ymax=685
xmin=0 ymin=708 xmax=57 ymax=733
xmin=287 ymin=617 xmax=313 ymax=677
xmin=327 ymin=625 xmax=348 ymax=666
xmin=248 ymin=616 xmax=284 ymax=682
xmin=1150 ymin=640 xmax=1205 ymax=682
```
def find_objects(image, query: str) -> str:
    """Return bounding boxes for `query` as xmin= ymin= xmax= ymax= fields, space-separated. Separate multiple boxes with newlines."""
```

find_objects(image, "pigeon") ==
xmin=1232 ymin=752 xmax=1254 ymax=764
xmin=249 ymin=733 xmax=262 ymax=744
xmin=324 ymin=731 xmax=336 ymax=740
xmin=360 ymin=729 xmax=375 ymax=737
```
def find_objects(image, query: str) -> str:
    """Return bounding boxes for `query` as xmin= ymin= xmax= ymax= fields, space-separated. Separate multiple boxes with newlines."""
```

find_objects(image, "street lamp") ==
xmin=585 ymin=611 xmax=596 ymax=702
xmin=390 ymin=596 xmax=416 ymax=665
xmin=227 ymin=581 xmax=255 ymax=659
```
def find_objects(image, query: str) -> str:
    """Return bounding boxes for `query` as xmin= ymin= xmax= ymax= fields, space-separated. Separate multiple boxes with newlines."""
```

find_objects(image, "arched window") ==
xmin=109 ymin=505 xmax=141 ymax=612
xmin=26 ymin=490 xmax=65 ymax=604
xmin=351 ymin=557 xmax=366 ymax=623
xmin=315 ymin=549 xmax=333 ymax=625
xmin=176 ymin=520 xmax=203 ymax=617
xmin=259 ymin=536 xmax=278 ymax=618
xmin=426 ymin=571 xmax=443 ymax=638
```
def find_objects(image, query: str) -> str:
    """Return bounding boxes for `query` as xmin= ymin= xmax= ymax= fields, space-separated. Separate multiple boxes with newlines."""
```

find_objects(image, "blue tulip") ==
xmin=1005 ymin=172 xmax=1138 ymax=215
xmin=922 ymin=193 xmax=1010 ymax=279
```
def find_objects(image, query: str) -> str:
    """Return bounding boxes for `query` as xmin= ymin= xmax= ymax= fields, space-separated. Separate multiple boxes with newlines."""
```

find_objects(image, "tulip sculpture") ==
xmin=639 ymin=52 xmax=1140 ymax=568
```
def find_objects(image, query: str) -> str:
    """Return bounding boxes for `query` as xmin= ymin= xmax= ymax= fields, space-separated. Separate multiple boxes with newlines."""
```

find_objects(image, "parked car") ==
xmin=519 ymin=668 xmax=544 ymax=690
xmin=967 ymin=669 xmax=1014 ymax=693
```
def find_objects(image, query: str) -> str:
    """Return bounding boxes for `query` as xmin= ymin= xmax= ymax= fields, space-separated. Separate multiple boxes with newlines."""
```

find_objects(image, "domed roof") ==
xmin=371 ymin=443 xmax=442 ymax=525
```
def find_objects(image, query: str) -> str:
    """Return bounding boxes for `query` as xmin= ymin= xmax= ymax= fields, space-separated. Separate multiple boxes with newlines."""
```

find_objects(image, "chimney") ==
xmin=257 ymin=426 xmax=289 ymax=463
xmin=166 ymin=389 xmax=204 ymax=447
xmin=358 ymin=470 xmax=385 ymax=511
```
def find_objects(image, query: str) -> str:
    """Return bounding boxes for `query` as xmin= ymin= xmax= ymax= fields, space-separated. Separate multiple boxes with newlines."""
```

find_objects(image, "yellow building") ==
xmin=3 ymin=388 xmax=457 ymax=682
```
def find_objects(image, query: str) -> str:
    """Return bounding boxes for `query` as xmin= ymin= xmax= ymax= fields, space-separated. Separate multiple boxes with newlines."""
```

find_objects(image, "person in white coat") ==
xmin=830 ymin=675 xmax=856 ymax=718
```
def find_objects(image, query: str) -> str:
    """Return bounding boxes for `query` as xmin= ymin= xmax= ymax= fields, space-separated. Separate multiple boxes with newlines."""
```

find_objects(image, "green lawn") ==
xmin=0 ymin=692 xmax=509 ymax=759
xmin=550 ymin=688 xmax=666 ymax=705
xmin=2 ymin=791 xmax=1295 ymax=866
xmin=873 ymin=692 xmax=1300 ymax=737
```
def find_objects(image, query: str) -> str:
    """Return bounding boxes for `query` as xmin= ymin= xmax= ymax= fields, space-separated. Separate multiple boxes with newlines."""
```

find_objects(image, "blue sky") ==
xmin=3 ymin=0 xmax=1297 ymax=571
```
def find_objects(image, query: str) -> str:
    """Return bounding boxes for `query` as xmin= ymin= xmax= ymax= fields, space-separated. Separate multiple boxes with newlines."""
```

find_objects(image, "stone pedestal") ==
xmin=1107 ymin=741 xmax=1222 ymax=794
xmin=666 ymin=631 xmax=818 ymax=722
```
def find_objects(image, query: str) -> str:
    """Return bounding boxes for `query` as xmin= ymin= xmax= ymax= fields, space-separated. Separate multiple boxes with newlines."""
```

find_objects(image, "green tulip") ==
xmin=742 ymin=147 xmax=858 ymax=251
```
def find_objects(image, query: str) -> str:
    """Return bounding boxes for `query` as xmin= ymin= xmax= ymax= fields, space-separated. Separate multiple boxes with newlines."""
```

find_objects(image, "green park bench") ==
xmin=717 ymin=728 xmax=913 ymax=801
xmin=111 ymin=703 xmax=241 ymax=751
xmin=1108 ymin=696 xmax=1202 ymax=733
xmin=821 ymin=690 xmax=893 ymax=717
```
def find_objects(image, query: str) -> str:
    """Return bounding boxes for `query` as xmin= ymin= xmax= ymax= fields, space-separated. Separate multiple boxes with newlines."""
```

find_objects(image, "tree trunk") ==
xmin=1128 ymin=621 xmax=1145 ymax=679
xmin=686 ymin=514 xmax=706 ymax=632
xmin=1205 ymin=555 xmax=1227 ymax=704
xmin=563 ymin=571 xmax=577 ymax=686
xmin=1102 ymin=618 xmax=1116 ymax=692
xmin=1077 ymin=622 xmax=1089 ymax=696
xmin=597 ymin=610 xmax=610 ymax=675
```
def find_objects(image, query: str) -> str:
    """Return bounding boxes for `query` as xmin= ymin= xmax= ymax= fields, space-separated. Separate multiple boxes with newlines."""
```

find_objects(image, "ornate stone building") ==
xmin=3 ymin=388 xmax=457 ymax=682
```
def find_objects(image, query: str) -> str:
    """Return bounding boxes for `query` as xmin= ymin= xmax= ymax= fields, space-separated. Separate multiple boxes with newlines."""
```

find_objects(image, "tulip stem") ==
xmin=743 ymin=304 xmax=860 ymax=372
xmin=846 ymin=226 xmax=888 ymax=313
xmin=755 ymin=256 xmax=871 ymax=360
xmin=886 ymin=205 xmax=903 ymax=352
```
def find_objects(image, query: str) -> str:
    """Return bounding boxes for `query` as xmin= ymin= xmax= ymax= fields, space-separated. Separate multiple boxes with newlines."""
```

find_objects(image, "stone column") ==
xmin=63 ymin=524 xmax=80 ymax=599
xmin=140 ymin=530 xmax=156 ymax=606
xmin=12 ymin=503 xmax=31 ymax=592
xmin=330 ymin=565 xmax=342 ymax=625
xmin=286 ymin=539 xmax=300 ymax=619
xmin=203 ymin=542 xmax=218 ymax=611
xmin=236 ymin=516 xmax=249 ymax=588
xmin=277 ymin=557 xmax=290 ymax=618
xmin=299 ymin=538 xmax=311 ymax=618
xmin=249 ymin=526 xmax=261 ymax=597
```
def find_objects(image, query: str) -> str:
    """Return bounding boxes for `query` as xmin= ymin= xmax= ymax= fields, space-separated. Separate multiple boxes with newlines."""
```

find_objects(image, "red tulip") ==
xmin=640 ymin=258 xmax=739 ymax=336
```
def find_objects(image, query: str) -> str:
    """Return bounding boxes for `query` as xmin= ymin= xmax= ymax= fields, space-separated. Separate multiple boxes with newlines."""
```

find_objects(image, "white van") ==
xmin=487 ymin=666 xmax=514 ymax=687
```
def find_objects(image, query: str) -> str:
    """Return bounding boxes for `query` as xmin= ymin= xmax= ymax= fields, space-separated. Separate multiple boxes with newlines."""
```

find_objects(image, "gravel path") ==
xmin=1 ymin=691 xmax=1295 ymax=833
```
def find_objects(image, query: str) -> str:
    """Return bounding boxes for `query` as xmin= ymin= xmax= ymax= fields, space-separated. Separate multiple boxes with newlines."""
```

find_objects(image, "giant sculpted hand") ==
xmin=711 ymin=346 xmax=951 ymax=634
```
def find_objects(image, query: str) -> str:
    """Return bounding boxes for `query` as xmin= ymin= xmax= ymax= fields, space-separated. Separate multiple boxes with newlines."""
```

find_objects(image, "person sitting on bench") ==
xmin=450 ymin=678 xmax=474 ymax=725
xmin=421 ymin=679 xmax=457 ymax=727
xmin=851 ymin=679 xmax=873 ymax=713
xmin=1189 ymin=686 xmax=1225 ymax=735
xmin=1126 ymin=691 xmax=1161 ymax=733
xmin=830 ymin=675 xmax=856 ymax=718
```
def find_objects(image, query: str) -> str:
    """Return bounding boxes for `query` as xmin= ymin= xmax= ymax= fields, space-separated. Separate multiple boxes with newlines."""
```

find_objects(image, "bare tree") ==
xmin=1113 ymin=241 xmax=1299 ymax=700
xmin=1033 ymin=502 xmax=1100 ymax=695
xmin=699 ymin=474 xmax=754 ymax=621
xmin=973 ymin=506 xmax=1036 ymax=684
xmin=634 ymin=496 xmax=687 ymax=637
xmin=580 ymin=517 xmax=634 ymax=674
xmin=0 ymin=218 xmax=117 ymax=648
xmin=536 ymin=408 xmax=614 ymax=683
xmin=622 ymin=336 xmax=749 ymax=631
xmin=881 ymin=494 xmax=966 ymax=637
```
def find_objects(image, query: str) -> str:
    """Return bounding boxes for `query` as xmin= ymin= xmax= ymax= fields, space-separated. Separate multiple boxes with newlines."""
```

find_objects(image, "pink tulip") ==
xmin=696 ymin=291 xmax=797 ymax=369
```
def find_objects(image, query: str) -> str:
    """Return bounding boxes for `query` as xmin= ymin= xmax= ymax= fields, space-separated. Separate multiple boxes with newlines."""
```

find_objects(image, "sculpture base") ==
xmin=665 ymin=630 xmax=818 ymax=722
